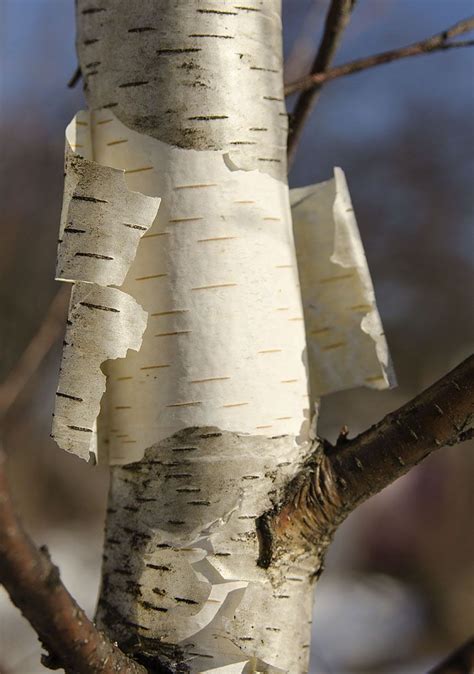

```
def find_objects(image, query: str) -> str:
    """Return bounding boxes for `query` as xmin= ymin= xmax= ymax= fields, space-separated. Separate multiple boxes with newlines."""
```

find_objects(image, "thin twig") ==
xmin=0 ymin=448 xmax=148 ymax=674
xmin=285 ymin=17 xmax=474 ymax=96
xmin=68 ymin=66 xmax=82 ymax=88
xmin=287 ymin=0 xmax=357 ymax=167
xmin=428 ymin=636 xmax=474 ymax=673
xmin=0 ymin=285 xmax=70 ymax=418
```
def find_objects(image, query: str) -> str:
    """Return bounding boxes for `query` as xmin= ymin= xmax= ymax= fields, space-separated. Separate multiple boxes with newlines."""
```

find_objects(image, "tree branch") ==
xmin=287 ymin=0 xmax=357 ymax=167
xmin=68 ymin=66 xmax=82 ymax=88
xmin=328 ymin=353 xmax=473 ymax=511
xmin=258 ymin=354 xmax=473 ymax=568
xmin=0 ymin=448 xmax=148 ymax=674
xmin=285 ymin=17 xmax=474 ymax=97
xmin=0 ymin=286 xmax=69 ymax=419
xmin=428 ymin=636 xmax=474 ymax=674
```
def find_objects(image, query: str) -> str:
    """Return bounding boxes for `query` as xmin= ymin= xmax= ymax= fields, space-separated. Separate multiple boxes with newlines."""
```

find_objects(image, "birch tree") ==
xmin=0 ymin=2 xmax=473 ymax=673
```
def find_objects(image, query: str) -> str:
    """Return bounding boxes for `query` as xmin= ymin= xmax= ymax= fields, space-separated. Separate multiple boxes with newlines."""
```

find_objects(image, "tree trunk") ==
xmin=2 ymin=4 xmax=472 ymax=672
xmin=76 ymin=2 xmax=315 ymax=672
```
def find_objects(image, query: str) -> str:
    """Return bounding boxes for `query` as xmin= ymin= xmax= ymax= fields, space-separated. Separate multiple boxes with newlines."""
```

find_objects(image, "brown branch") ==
xmin=286 ymin=15 xmax=474 ymax=167
xmin=68 ymin=66 xmax=82 ymax=88
xmin=0 ymin=285 xmax=70 ymax=419
xmin=327 ymin=353 xmax=473 ymax=511
xmin=0 ymin=447 xmax=148 ymax=674
xmin=285 ymin=38 xmax=474 ymax=95
xmin=428 ymin=636 xmax=474 ymax=674
xmin=287 ymin=0 xmax=357 ymax=167
xmin=285 ymin=17 xmax=474 ymax=97
xmin=258 ymin=354 xmax=473 ymax=568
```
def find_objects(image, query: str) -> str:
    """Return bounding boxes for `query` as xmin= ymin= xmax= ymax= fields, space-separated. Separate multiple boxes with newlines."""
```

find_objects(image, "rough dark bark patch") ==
xmin=96 ymin=428 xmax=315 ymax=671
xmin=257 ymin=447 xmax=343 ymax=570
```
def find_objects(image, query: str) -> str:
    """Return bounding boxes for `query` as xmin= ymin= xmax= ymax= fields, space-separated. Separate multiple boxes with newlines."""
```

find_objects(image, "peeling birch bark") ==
xmin=51 ymin=111 xmax=160 ymax=462
xmin=52 ymin=283 xmax=147 ymax=461
xmin=79 ymin=110 xmax=308 ymax=464
xmin=60 ymin=2 xmax=394 ymax=671
xmin=291 ymin=168 xmax=395 ymax=400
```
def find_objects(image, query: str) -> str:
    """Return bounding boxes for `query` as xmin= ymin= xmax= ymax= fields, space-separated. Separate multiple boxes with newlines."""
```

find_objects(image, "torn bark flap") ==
xmin=57 ymin=157 xmax=159 ymax=286
xmin=52 ymin=283 xmax=147 ymax=462
xmin=291 ymin=167 xmax=396 ymax=401
xmin=51 ymin=111 xmax=160 ymax=462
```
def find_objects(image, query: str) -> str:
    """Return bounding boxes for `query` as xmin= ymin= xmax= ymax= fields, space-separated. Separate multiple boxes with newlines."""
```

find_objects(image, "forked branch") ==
xmin=287 ymin=0 xmax=357 ymax=165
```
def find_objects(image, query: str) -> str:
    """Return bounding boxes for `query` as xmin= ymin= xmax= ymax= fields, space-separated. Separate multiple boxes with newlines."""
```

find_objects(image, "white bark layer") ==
xmin=291 ymin=169 xmax=395 ymax=400
xmin=84 ymin=110 xmax=309 ymax=465
xmin=52 ymin=111 xmax=159 ymax=461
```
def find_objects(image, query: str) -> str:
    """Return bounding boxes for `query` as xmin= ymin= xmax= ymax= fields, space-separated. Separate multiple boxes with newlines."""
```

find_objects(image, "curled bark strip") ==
xmin=0 ymin=448 xmax=148 ymax=674
xmin=260 ymin=355 xmax=473 ymax=565
xmin=290 ymin=167 xmax=395 ymax=401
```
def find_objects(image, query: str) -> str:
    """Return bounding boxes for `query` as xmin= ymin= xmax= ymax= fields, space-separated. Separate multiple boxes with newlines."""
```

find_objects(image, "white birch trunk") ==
xmin=74 ymin=2 xmax=314 ymax=672
xmin=50 ymin=2 xmax=392 ymax=671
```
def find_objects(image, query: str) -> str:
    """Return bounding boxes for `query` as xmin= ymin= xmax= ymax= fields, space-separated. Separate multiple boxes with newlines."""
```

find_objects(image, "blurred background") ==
xmin=0 ymin=0 xmax=473 ymax=672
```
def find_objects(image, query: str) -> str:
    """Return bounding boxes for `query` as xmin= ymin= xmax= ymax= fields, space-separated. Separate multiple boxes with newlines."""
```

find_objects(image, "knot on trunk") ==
xmin=257 ymin=443 xmax=344 ymax=569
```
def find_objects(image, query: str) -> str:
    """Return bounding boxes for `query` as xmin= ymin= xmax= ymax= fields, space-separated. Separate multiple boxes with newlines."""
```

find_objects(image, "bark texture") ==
xmin=77 ymin=2 xmax=314 ymax=672
xmin=98 ymin=429 xmax=315 ymax=672
xmin=77 ymin=0 xmax=287 ymax=179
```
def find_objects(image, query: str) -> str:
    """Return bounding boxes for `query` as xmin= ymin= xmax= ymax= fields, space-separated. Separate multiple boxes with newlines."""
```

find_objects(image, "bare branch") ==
xmin=428 ymin=636 xmax=474 ymax=674
xmin=258 ymin=355 xmax=473 ymax=567
xmin=68 ymin=66 xmax=82 ymax=88
xmin=327 ymin=353 xmax=473 ymax=511
xmin=285 ymin=17 xmax=474 ymax=97
xmin=0 ymin=286 xmax=69 ymax=418
xmin=287 ymin=0 xmax=357 ymax=166
xmin=0 ymin=448 xmax=148 ymax=674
